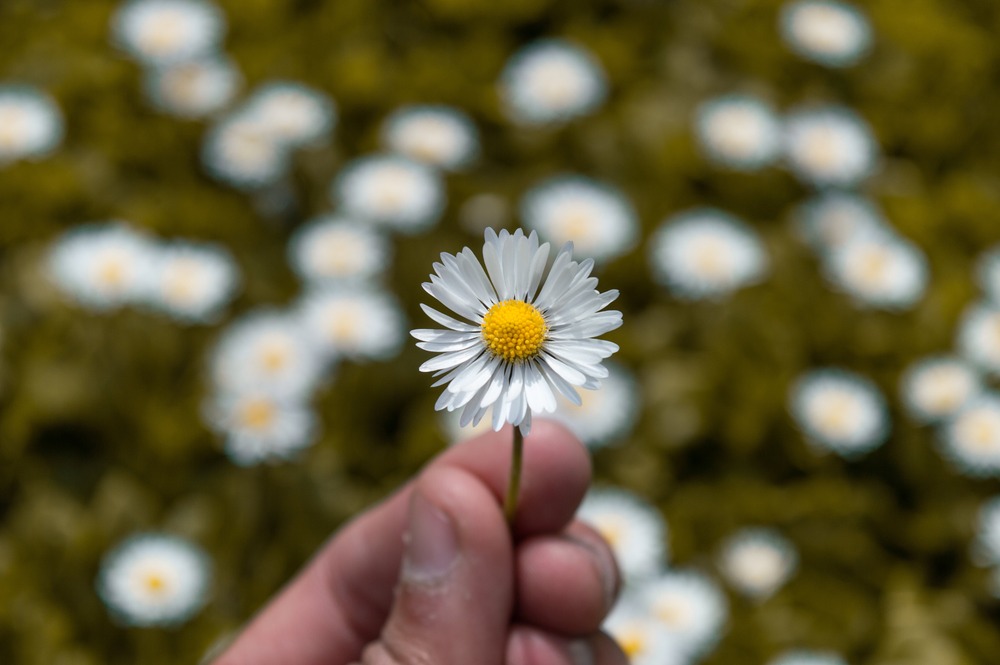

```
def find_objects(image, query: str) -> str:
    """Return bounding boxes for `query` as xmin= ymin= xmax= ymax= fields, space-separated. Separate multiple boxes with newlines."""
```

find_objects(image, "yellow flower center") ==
xmin=240 ymin=399 xmax=276 ymax=431
xmin=619 ymin=629 xmax=645 ymax=658
xmin=143 ymin=571 xmax=168 ymax=595
xmin=481 ymin=300 xmax=547 ymax=363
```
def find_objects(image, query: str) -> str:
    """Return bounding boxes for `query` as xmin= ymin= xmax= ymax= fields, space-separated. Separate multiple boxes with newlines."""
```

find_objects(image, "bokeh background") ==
xmin=2 ymin=0 xmax=1000 ymax=663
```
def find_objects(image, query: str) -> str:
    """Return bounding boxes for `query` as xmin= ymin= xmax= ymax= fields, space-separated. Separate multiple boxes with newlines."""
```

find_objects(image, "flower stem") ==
xmin=504 ymin=427 xmax=524 ymax=524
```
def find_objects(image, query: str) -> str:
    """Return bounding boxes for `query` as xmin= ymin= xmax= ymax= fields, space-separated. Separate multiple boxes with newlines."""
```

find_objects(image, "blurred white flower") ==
xmin=649 ymin=208 xmax=769 ymax=300
xmin=718 ymin=528 xmax=798 ymax=600
xmin=500 ymin=39 xmax=608 ymax=125
xmin=287 ymin=215 xmax=390 ymax=284
xmin=332 ymin=155 xmax=444 ymax=233
xmin=790 ymin=369 xmax=889 ymax=458
xmin=900 ymin=357 xmax=981 ymax=423
xmin=550 ymin=361 xmax=640 ymax=449
xmin=695 ymin=94 xmax=782 ymax=170
xmin=144 ymin=55 xmax=241 ymax=118
xmin=520 ymin=175 xmax=638 ymax=263
xmin=204 ymin=390 xmax=318 ymax=465
xmin=769 ymin=651 xmax=849 ymax=665
xmin=784 ymin=106 xmax=878 ymax=188
xmin=793 ymin=193 xmax=887 ymax=251
xmin=243 ymin=81 xmax=336 ymax=147
xmin=381 ymin=105 xmax=478 ymax=170
xmin=111 ymin=0 xmax=225 ymax=66
xmin=780 ymin=0 xmax=872 ymax=68
xmin=97 ymin=533 xmax=211 ymax=627
xmin=604 ymin=596 xmax=684 ymax=665
xmin=298 ymin=286 xmax=406 ymax=361
xmin=940 ymin=394 xmax=1000 ymax=477
xmin=577 ymin=487 xmax=667 ymax=581
xmin=823 ymin=232 xmax=928 ymax=309
xmin=202 ymin=113 xmax=289 ymax=189
xmin=0 ymin=86 xmax=63 ymax=164
xmin=973 ymin=496 xmax=1000 ymax=566
xmin=146 ymin=241 xmax=240 ymax=322
xmin=957 ymin=304 xmax=1000 ymax=375
xmin=640 ymin=570 xmax=728 ymax=659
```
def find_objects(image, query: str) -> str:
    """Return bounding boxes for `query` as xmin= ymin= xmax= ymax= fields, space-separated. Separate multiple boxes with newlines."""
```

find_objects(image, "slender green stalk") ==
xmin=504 ymin=427 xmax=524 ymax=524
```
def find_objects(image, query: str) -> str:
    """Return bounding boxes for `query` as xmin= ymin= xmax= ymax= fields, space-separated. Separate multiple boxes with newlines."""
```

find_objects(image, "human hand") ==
xmin=215 ymin=420 xmax=627 ymax=665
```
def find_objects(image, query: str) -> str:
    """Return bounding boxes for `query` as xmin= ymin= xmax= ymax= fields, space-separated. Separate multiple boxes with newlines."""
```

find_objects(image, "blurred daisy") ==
xmin=520 ymin=175 xmax=638 ymax=264
xmin=381 ymin=105 xmax=478 ymax=170
xmin=648 ymin=208 xmax=768 ymax=300
xmin=243 ymin=81 xmax=336 ymax=147
xmin=332 ymin=155 xmax=444 ymax=233
xmin=604 ymin=597 xmax=683 ymax=665
xmin=900 ymin=357 xmax=981 ymax=423
xmin=144 ymin=55 xmax=240 ymax=119
xmin=146 ymin=241 xmax=240 ymax=322
xmin=297 ymin=286 xmax=406 ymax=361
xmin=793 ymin=193 xmax=887 ymax=251
xmin=940 ymin=394 xmax=1000 ymax=477
xmin=780 ymin=0 xmax=873 ymax=68
xmin=957 ymin=304 xmax=1000 ymax=375
xmin=204 ymin=391 xmax=318 ymax=465
xmin=769 ymin=651 xmax=849 ymax=665
xmin=0 ymin=86 xmax=63 ymax=164
xmin=287 ymin=215 xmax=390 ymax=284
xmin=973 ymin=496 xmax=1000 ymax=566
xmin=500 ymin=39 xmax=608 ymax=125
xmin=784 ymin=106 xmax=878 ymax=189
xmin=202 ymin=113 xmax=289 ymax=189
xmin=209 ymin=310 xmax=323 ymax=399
xmin=789 ymin=369 xmax=889 ymax=458
xmin=48 ymin=223 xmax=156 ymax=311
xmin=823 ymin=232 xmax=928 ymax=309
xmin=550 ymin=361 xmax=640 ymax=448
xmin=97 ymin=533 xmax=210 ymax=627
xmin=718 ymin=528 xmax=798 ymax=601
xmin=577 ymin=487 xmax=667 ymax=581
xmin=694 ymin=94 xmax=782 ymax=170
xmin=640 ymin=570 xmax=728 ymax=658
xmin=412 ymin=228 xmax=622 ymax=434
xmin=976 ymin=246 xmax=1000 ymax=304
xmin=111 ymin=0 xmax=225 ymax=67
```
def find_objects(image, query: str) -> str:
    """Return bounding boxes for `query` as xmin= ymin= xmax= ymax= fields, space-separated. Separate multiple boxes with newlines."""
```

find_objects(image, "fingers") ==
xmin=507 ymin=626 xmax=628 ymax=665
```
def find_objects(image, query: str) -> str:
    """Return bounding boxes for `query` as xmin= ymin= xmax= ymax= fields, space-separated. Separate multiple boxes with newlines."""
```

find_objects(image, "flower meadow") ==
xmin=2 ymin=0 xmax=1000 ymax=663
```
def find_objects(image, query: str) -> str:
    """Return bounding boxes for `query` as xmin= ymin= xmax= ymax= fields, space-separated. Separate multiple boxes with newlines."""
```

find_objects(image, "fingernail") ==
xmin=402 ymin=492 xmax=459 ymax=583
xmin=568 ymin=639 xmax=594 ymax=665
xmin=570 ymin=531 xmax=619 ymax=610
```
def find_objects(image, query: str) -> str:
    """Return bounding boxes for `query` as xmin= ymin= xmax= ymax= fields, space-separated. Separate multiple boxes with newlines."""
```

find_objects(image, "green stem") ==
xmin=504 ymin=427 xmax=524 ymax=524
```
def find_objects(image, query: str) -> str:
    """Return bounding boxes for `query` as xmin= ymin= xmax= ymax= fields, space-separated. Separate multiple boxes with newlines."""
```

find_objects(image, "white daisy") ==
xmin=144 ymin=55 xmax=241 ymax=119
xmin=694 ymin=94 xmax=782 ymax=170
xmin=640 ymin=570 xmax=728 ymax=659
xmin=297 ymin=286 xmax=406 ymax=362
xmin=204 ymin=390 xmax=318 ymax=466
xmin=780 ymin=0 xmax=873 ymax=68
xmin=0 ymin=86 xmax=63 ymax=164
xmin=789 ymin=369 xmax=889 ymax=458
xmin=97 ymin=533 xmax=210 ymax=627
xmin=111 ymin=0 xmax=225 ymax=67
xmin=209 ymin=310 xmax=323 ymax=399
xmin=604 ymin=596 xmax=684 ymax=665
xmin=243 ymin=81 xmax=336 ymax=147
xmin=332 ymin=154 xmax=445 ymax=233
xmin=550 ymin=361 xmax=640 ymax=449
xmin=973 ymin=496 xmax=1000 ymax=566
xmin=957 ymin=303 xmax=1000 ymax=376
xmin=783 ymin=106 xmax=878 ymax=189
xmin=499 ymin=39 xmax=608 ymax=125
xmin=48 ymin=223 xmax=156 ymax=311
xmin=900 ymin=357 xmax=981 ymax=423
xmin=769 ymin=650 xmax=849 ymax=665
xmin=823 ymin=232 xmax=928 ymax=309
xmin=411 ymin=228 xmax=622 ymax=434
xmin=976 ymin=246 xmax=1000 ymax=304
xmin=648 ymin=208 xmax=769 ymax=300
xmin=202 ymin=113 xmax=289 ymax=189
xmin=381 ymin=105 xmax=478 ymax=170
xmin=287 ymin=215 xmax=390 ymax=284
xmin=940 ymin=394 xmax=1000 ymax=477
xmin=520 ymin=175 xmax=638 ymax=264
xmin=718 ymin=528 xmax=798 ymax=600
xmin=793 ymin=193 xmax=887 ymax=251
xmin=577 ymin=487 xmax=667 ymax=581
xmin=146 ymin=241 xmax=240 ymax=322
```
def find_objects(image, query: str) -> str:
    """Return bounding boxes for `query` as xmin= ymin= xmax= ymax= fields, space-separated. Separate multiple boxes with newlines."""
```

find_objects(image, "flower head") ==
xmin=792 ymin=193 xmax=887 ymax=251
xmin=940 ymin=394 xmax=1000 ymax=477
xmin=412 ymin=228 xmax=621 ymax=434
xmin=900 ymin=356 xmax=981 ymax=423
xmin=332 ymin=154 xmax=445 ymax=233
xmin=0 ymin=86 xmax=63 ymax=164
xmin=604 ymin=596 xmax=684 ymax=665
xmin=381 ymin=105 xmax=479 ymax=170
xmin=297 ymin=286 xmax=406 ymax=361
xmin=202 ymin=113 xmax=290 ymax=189
xmin=957 ymin=303 xmax=1000 ymax=376
xmin=639 ymin=570 xmax=728 ymax=658
xmin=695 ymin=94 xmax=782 ymax=170
xmin=243 ymin=81 xmax=336 ymax=147
xmin=789 ymin=368 xmax=889 ymax=458
xmin=577 ymin=487 xmax=667 ymax=581
xmin=783 ymin=105 xmax=878 ymax=188
xmin=823 ymin=231 xmax=928 ymax=310
xmin=780 ymin=0 xmax=873 ymax=68
xmin=718 ymin=528 xmax=798 ymax=600
xmin=145 ymin=241 xmax=240 ymax=322
xmin=144 ymin=55 xmax=241 ymax=119
xmin=287 ymin=215 xmax=390 ymax=284
xmin=111 ymin=0 xmax=225 ymax=67
xmin=204 ymin=390 xmax=318 ymax=466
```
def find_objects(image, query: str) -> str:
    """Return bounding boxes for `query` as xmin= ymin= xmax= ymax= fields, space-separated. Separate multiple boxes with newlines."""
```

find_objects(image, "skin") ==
xmin=214 ymin=420 xmax=627 ymax=665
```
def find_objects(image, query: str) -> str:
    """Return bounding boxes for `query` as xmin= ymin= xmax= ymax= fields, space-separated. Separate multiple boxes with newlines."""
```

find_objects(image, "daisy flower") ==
xmin=783 ymin=106 xmax=878 ymax=189
xmin=973 ymin=496 xmax=1000 ymax=566
xmin=97 ymin=533 xmax=211 ymax=627
xmin=0 ymin=86 xmax=63 ymax=164
xmin=520 ymin=175 xmax=638 ymax=264
xmin=550 ymin=361 xmax=640 ymax=449
xmin=792 ymin=193 xmax=887 ymax=251
xmin=957 ymin=303 xmax=1000 ymax=375
xmin=204 ymin=390 xmax=318 ymax=465
xmin=900 ymin=357 xmax=981 ymax=423
xmin=499 ymin=39 xmax=608 ymax=126
xmin=144 ymin=55 xmax=241 ymax=119
xmin=332 ymin=154 xmax=444 ymax=234
xmin=297 ymin=286 xmax=406 ymax=362
xmin=718 ymin=528 xmax=798 ymax=600
xmin=243 ymin=81 xmax=336 ymax=147
xmin=976 ymin=246 xmax=1000 ymax=304
xmin=111 ymin=0 xmax=225 ymax=67
xmin=604 ymin=596 xmax=684 ymax=665
xmin=202 ymin=113 xmax=289 ymax=189
xmin=411 ymin=228 xmax=622 ymax=434
xmin=48 ymin=223 xmax=156 ymax=311
xmin=640 ymin=570 xmax=728 ymax=659
xmin=789 ymin=368 xmax=889 ymax=458
xmin=648 ymin=208 xmax=769 ymax=300
xmin=145 ymin=241 xmax=240 ymax=322
xmin=694 ymin=94 xmax=783 ymax=170
xmin=381 ymin=105 xmax=479 ymax=170
xmin=939 ymin=394 xmax=1000 ymax=477
xmin=769 ymin=651 xmax=849 ymax=665
xmin=577 ymin=487 xmax=667 ymax=581
xmin=823 ymin=232 xmax=928 ymax=310
xmin=287 ymin=215 xmax=390 ymax=284
xmin=780 ymin=0 xmax=873 ymax=68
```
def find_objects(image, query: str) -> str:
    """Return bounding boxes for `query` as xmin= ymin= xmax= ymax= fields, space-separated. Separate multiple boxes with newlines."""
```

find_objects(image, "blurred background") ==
xmin=2 ymin=0 xmax=1000 ymax=663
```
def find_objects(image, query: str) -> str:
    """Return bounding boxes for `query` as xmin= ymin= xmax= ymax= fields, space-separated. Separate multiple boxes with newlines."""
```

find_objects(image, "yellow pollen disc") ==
xmin=143 ymin=571 xmax=167 ymax=595
xmin=240 ymin=399 xmax=276 ymax=431
xmin=481 ymin=300 xmax=547 ymax=363
xmin=619 ymin=630 xmax=645 ymax=658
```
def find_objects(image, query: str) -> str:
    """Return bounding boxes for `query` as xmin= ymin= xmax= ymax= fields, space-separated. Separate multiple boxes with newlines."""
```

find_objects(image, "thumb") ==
xmin=361 ymin=465 xmax=514 ymax=665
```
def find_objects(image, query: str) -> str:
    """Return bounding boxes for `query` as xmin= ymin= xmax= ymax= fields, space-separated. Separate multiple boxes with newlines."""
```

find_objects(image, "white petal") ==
xmin=419 ymin=304 xmax=480 ymax=332
xmin=419 ymin=344 xmax=482 ymax=373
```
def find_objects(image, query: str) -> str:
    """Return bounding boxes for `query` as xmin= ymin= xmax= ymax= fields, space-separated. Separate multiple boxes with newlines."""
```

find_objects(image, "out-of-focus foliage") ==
xmin=2 ymin=0 xmax=1000 ymax=663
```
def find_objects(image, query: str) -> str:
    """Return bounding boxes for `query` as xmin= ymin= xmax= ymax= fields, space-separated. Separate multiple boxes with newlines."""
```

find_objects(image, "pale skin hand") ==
xmin=214 ymin=421 xmax=627 ymax=665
